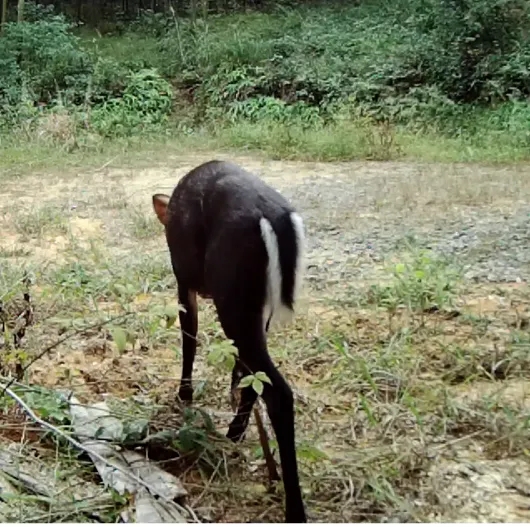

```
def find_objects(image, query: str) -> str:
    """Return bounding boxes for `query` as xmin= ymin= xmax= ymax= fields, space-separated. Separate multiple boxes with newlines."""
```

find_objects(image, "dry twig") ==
xmin=0 ymin=383 xmax=194 ymax=521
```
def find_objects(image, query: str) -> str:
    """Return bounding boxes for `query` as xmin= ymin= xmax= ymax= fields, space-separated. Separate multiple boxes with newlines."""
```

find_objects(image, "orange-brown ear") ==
xmin=152 ymin=194 xmax=170 ymax=226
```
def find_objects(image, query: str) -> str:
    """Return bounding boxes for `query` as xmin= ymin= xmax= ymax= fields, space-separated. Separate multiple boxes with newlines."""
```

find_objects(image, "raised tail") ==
xmin=259 ymin=211 xmax=305 ymax=330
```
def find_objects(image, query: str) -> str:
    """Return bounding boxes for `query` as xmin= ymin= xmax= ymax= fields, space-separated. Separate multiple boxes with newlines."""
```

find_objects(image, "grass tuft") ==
xmin=12 ymin=205 xmax=69 ymax=239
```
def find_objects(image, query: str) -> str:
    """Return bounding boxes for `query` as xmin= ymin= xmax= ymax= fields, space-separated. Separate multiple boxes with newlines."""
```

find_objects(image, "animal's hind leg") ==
xmin=177 ymin=285 xmax=198 ymax=405
xmin=230 ymin=358 xmax=245 ymax=412
xmin=226 ymin=342 xmax=260 ymax=443
xmin=215 ymin=304 xmax=263 ymax=443
xmin=204 ymin=225 xmax=268 ymax=439
xmin=217 ymin=308 xmax=306 ymax=521
xmin=227 ymin=322 xmax=272 ymax=439
xmin=259 ymin=355 xmax=305 ymax=522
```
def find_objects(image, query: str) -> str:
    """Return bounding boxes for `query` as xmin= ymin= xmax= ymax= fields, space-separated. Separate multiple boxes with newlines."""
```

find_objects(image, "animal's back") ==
xmin=164 ymin=160 xmax=303 ymax=323
xmin=171 ymin=160 xmax=294 ymax=227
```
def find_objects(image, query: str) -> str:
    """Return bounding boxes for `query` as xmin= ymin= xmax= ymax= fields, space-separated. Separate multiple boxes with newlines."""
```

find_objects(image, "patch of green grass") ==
xmin=212 ymin=113 xmax=530 ymax=163
xmin=125 ymin=208 xmax=162 ymax=240
xmin=342 ymin=249 xmax=462 ymax=335
xmin=4 ymin=111 xmax=530 ymax=171
xmin=46 ymin=250 xmax=174 ymax=303
xmin=12 ymin=205 xmax=69 ymax=239
xmin=211 ymin=119 xmax=399 ymax=161
xmin=0 ymin=260 xmax=33 ymax=300
xmin=0 ymin=129 xmax=219 ymax=176
xmin=368 ymin=250 xmax=461 ymax=311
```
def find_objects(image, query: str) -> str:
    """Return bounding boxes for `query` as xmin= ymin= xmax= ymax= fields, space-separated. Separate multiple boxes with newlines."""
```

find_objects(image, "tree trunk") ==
xmin=1 ymin=0 xmax=7 ymax=32
xmin=190 ymin=0 xmax=197 ymax=22
xmin=17 ymin=0 xmax=25 ymax=22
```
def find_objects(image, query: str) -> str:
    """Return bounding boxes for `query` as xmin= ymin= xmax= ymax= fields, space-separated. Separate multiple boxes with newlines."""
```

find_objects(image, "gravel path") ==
xmin=271 ymin=165 xmax=530 ymax=288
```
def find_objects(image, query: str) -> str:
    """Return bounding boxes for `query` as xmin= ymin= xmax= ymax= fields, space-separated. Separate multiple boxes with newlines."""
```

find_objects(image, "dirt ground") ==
xmin=1 ymin=154 xmax=529 ymax=522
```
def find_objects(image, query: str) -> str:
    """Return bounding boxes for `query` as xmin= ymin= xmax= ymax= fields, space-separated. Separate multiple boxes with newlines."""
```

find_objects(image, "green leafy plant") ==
xmin=207 ymin=340 xmax=238 ymax=372
xmin=206 ymin=341 xmax=272 ymax=396
xmin=365 ymin=249 xmax=461 ymax=327
xmin=90 ymin=68 xmax=173 ymax=136
xmin=110 ymin=326 xmax=136 ymax=353
xmin=238 ymin=371 xmax=272 ymax=396
xmin=0 ymin=15 xmax=92 ymax=108
xmin=12 ymin=387 xmax=71 ymax=426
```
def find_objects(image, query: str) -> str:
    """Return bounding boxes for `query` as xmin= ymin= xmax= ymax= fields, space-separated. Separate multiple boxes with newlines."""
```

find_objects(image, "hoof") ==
xmin=178 ymin=385 xmax=193 ymax=405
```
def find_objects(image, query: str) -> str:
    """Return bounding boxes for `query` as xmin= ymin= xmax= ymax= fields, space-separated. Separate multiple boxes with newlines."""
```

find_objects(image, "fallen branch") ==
xmin=93 ymin=155 xmax=119 ymax=173
xmin=0 ymin=383 xmax=194 ymax=522
xmin=253 ymin=407 xmax=280 ymax=483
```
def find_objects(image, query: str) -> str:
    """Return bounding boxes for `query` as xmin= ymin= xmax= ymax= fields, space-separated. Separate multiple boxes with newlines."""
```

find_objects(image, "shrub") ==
xmin=4 ymin=0 xmax=530 ymax=143
xmin=409 ymin=0 xmax=530 ymax=103
xmin=23 ymin=1 xmax=57 ymax=23
xmin=0 ymin=16 xmax=92 ymax=107
xmin=152 ymin=1 xmax=530 ymax=126
xmin=0 ymin=10 xmax=167 ymax=138
xmin=90 ymin=69 xmax=174 ymax=136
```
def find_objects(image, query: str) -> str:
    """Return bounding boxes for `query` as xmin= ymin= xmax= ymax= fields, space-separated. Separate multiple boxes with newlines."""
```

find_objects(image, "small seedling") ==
xmin=364 ymin=249 xmax=461 ymax=329
xmin=207 ymin=340 xmax=238 ymax=372
xmin=110 ymin=326 xmax=136 ymax=353
xmin=239 ymin=371 xmax=272 ymax=396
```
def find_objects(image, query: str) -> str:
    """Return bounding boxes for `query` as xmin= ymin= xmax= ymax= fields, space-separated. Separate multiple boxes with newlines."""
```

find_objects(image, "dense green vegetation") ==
xmin=2 ymin=0 xmax=530 ymax=162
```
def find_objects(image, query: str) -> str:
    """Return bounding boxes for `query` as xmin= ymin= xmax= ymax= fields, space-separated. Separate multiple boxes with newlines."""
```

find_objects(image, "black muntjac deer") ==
xmin=152 ymin=160 xmax=307 ymax=523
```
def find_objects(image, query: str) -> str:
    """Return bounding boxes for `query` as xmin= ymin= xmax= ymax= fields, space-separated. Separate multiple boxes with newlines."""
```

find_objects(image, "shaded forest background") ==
xmin=2 ymin=0 xmax=285 ymax=25
xmin=2 ymin=0 xmax=530 ymax=161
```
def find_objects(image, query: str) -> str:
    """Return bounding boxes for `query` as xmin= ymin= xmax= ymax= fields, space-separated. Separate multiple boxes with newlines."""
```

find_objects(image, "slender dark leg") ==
xmin=219 ymin=312 xmax=306 ymax=523
xmin=227 ymin=382 xmax=259 ymax=443
xmin=225 ymin=336 xmax=259 ymax=443
xmin=229 ymin=358 xmax=246 ymax=412
xmin=177 ymin=286 xmax=198 ymax=405
xmin=228 ymin=314 xmax=272 ymax=436
xmin=228 ymin=350 xmax=281 ymax=484
xmin=261 ymin=361 xmax=306 ymax=522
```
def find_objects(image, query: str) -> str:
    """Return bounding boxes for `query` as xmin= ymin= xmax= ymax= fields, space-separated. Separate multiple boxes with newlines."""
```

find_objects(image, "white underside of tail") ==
xmin=290 ymin=212 xmax=305 ymax=306
xmin=259 ymin=213 xmax=305 ymax=331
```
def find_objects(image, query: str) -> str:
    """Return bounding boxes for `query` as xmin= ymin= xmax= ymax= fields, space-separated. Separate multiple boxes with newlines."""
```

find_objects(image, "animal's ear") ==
xmin=152 ymin=194 xmax=171 ymax=226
